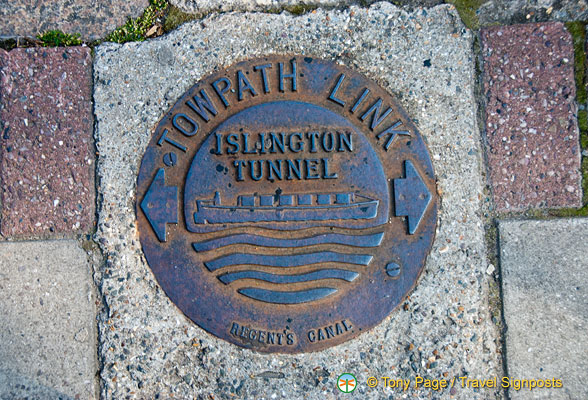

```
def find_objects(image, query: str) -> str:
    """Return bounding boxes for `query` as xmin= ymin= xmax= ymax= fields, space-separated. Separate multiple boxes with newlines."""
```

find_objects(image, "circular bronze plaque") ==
xmin=136 ymin=55 xmax=438 ymax=353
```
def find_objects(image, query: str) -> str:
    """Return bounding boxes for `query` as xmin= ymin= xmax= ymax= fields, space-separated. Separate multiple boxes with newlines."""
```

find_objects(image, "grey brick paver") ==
xmin=500 ymin=218 xmax=588 ymax=399
xmin=0 ymin=240 xmax=97 ymax=399
xmin=0 ymin=0 xmax=149 ymax=41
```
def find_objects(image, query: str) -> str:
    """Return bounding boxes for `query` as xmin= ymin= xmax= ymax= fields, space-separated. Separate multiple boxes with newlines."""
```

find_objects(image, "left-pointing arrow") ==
xmin=140 ymin=168 xmax=178 ymax=242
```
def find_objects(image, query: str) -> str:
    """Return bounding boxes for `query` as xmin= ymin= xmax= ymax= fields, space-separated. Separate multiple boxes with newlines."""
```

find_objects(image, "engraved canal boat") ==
xmin=194 ymin=192 xmax=379 ymax=224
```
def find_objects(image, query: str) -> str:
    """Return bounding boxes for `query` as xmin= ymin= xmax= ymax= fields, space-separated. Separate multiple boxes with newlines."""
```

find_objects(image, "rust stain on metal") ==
xmin=136 ymin=55 xmax=438 ymax=353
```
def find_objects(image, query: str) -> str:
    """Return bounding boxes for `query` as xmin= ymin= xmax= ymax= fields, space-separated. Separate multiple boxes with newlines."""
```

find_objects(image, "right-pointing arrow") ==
xmin=140 ymin=168 xmax=178 ymax=242
xmin=394 ymin=160 xmax=432 ymax=235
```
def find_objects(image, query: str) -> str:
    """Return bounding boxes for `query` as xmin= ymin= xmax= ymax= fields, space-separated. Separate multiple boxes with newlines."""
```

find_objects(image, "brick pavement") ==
xmin=481 ymin=22 xmax=582 ymax=211
xmin=0 ymin=47 xmax=95 ymax=238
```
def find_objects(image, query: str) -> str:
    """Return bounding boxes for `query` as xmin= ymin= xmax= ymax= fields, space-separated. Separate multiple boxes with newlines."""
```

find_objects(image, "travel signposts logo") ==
xmin=136 ymin=56 xmax=438 ymax=353
xmin=337 ymin=373 xmax=357 ymax=393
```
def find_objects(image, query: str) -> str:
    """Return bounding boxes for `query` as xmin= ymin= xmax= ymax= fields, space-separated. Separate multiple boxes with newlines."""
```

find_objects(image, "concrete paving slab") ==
xmin=0 ymin=47 xmax=95 ymax=238
xmin=499 ymin=218 xmax=588 ymax=400
xmin=477 ymin=0 xmax=588 ymax=26
xmin=94 ymin=3 xmax=500 ymax=398
xmin=0 ymin=0 xmax=149 ymax=41
xmin=481 ymin=23 xmax=582 ymax=211
xmin=0 ymin=240 xmax=97 ymax=399
xmin=169 ymin=0 xmax=587 ymax=24
xmin=170 ymin=0 xmax=354 ymax=14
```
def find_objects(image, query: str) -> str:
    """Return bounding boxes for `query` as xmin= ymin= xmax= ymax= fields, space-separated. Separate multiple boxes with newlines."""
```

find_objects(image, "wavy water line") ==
xmin=203 ymin=251 xmax=373 ymax=271
xmin=193 ymin=232 xmax=384 ymax=252
xmin=217 ymin=269 xmax=359 ymax=284
xmin=188 ymin=224 xmax=386 ymax=240
xmin=238 ymin=287 xmax=337 ymax=304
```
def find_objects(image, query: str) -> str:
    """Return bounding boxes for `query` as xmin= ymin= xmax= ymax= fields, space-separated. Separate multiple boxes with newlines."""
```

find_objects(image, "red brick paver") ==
xmin=0 ymin=47 xmax=94 ymax=237
xmin=482 ymin=22 xmax=582 ymax=211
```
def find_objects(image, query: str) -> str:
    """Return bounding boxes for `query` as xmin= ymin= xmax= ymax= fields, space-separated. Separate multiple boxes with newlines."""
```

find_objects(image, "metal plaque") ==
xmin=136 ymin=55 xmax=438 ymax=353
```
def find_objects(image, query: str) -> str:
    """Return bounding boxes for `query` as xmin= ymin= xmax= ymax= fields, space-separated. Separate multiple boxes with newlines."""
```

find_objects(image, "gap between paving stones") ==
xmin=467 ymin=24 xmax=510 ymax=399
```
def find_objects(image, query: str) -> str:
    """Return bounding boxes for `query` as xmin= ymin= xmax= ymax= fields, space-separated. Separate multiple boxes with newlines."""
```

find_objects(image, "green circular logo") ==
xmin=337 ymin=373 xmax=357 ymax=393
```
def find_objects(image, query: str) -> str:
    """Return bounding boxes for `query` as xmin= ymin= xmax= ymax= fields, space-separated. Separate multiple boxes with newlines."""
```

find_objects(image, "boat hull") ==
xmin=194 ymin=200 xmax=379 ymax=224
